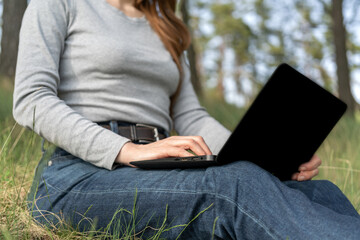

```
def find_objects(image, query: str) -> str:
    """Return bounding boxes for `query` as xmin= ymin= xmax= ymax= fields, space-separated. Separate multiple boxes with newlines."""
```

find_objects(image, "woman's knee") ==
xmin=211 ymin=161 xmax=280 ymax=205
xmin=214 ymin=161 xmax=274 ymax=187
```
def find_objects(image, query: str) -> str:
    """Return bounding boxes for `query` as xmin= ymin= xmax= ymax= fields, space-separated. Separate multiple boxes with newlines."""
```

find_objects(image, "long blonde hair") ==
xmin=134 ymin=0 xmax=191 ymax=98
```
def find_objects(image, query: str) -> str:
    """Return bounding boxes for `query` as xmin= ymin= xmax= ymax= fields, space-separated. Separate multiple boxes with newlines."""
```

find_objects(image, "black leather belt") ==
xmin=97 ymin=121 xmax=168 ymax=143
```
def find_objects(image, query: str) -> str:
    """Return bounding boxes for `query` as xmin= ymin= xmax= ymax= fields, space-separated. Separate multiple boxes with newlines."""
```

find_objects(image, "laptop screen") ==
xmin=217 ymin=63 xmax=347 ymax=181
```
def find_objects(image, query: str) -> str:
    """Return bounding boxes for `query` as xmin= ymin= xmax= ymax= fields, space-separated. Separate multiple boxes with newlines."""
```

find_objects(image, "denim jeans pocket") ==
xmin=47 ymin=149 xmax=75 ymax=167
xmin=28 ymin=147 xmax=75 ymax=200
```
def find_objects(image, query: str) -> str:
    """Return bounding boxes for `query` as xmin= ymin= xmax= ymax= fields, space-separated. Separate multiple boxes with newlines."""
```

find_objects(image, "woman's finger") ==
xmin=166 ymin=146 xmax=199 ymax=158
xmin=291 ymin=172 xmax=299 ymax=181
xmin=298 ymin=155 xmax=322 ymax=171
xmin=190 ymin=136 xmax=212 ymax=155
xmin=165 ymin=136 xmax=211 ymax=156
xmin=297 ymin=168 xmax=319 ymax=181
xmin=170 ymin=136 xmax=212 ymax=155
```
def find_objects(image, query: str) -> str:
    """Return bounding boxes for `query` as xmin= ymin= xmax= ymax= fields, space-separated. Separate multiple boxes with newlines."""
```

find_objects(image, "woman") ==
xmin=13 ymin=0 xmax=360 ymax=239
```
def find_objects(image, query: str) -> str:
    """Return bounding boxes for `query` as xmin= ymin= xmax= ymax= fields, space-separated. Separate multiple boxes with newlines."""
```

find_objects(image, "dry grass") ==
xmin=315 ymin=115 xmax=360 ymax=211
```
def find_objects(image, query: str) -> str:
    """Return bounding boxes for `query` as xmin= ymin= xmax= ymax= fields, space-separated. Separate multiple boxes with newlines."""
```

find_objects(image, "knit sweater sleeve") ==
xmin=171 ymin=59 xmax=231 ymax=154
xmin=13 ymin=0 xmax=129 ymax=170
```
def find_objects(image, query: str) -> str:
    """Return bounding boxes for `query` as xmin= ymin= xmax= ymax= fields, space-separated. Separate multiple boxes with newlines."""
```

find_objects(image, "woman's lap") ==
xmin=29 ymin=149 xmax=360 ymax=239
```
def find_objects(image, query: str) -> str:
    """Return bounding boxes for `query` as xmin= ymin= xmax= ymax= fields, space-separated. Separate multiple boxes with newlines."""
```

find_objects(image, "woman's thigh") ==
xmin=30 ymin=152 xmax=360 ymax=239
xmin=31 ymin=152 xmax=221 ymax=238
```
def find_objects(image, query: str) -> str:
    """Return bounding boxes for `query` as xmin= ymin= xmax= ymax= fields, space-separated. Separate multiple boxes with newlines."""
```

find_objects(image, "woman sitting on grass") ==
xmin=13 ymin=0 xmax=360 ymax=239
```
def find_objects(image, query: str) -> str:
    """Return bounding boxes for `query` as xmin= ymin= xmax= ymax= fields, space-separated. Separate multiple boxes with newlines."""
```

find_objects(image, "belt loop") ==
xmin=41 ymin=138 xmax=46 ymax=153
xmin=109 ymin=121 xmax=119 ymax=134
xmin=130 ymin=125 xmax=138 ymax=142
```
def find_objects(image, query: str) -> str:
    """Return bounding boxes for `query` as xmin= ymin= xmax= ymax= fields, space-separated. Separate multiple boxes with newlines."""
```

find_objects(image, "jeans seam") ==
xmin=45 ymin=183 xmax=216 ymax=195
xmin=43 ymin=183 xmax=279 ymax=239
xmin=212 ymin=167 xmax=278 ymax=240
xmin=216 ymin=192 xmax=279 ymax=240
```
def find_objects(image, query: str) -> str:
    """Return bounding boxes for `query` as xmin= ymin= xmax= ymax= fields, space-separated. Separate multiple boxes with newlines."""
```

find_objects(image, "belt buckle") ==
xmin=136 ymin=123 xmax=160 ymax=142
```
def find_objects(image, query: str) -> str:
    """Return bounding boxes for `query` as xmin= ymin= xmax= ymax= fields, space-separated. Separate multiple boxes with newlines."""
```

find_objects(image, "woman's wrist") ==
xmin=115 ymin=141 xmax=137 ymax=166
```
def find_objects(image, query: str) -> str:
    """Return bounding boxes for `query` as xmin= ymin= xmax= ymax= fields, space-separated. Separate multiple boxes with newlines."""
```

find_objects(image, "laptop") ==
xmin=130 ymin=63 xmax=347 ymax=181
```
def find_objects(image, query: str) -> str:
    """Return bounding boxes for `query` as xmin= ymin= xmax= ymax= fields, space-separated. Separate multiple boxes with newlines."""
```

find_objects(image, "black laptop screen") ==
xmin=217 ymin=63 xmax=347 ymax=181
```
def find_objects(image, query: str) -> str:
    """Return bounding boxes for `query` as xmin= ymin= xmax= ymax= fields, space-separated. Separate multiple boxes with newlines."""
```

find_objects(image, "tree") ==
xmin=210 ymin=2 xmax=250 ymax=101
xmin=295 ymin=1 xmax=332 ymax=92
xmin=0 ymin=0 xmax=28 ymax=80
xmin=187 ymin=0 xmax=360 ymax=110
xmin=331 ymin=0 xmax=357 ymax=115
xmin=294 ymin=0 xmax=359 ymax=115
xmin=179 ymin=0 xmax=203 ymax=96
xmin=210 ymin=2 xmax=235 ymax=101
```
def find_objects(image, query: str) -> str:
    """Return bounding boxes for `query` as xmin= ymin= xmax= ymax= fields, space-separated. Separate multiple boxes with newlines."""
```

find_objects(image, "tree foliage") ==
xmin=187 ymin=0 xmax=360 ymax=113
xmin=0 ymin=0 xmax=359 ymax=115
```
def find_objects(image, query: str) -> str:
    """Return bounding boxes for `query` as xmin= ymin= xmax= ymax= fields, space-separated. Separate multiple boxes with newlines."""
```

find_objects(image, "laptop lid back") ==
xmin=217 ymin=63 xmax=347 ymax=181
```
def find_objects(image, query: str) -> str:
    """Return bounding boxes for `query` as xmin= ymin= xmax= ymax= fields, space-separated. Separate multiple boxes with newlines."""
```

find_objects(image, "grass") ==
xmin=315 ymin=115 xmax=360 ymax=210
xmin=0 ymin=82 xmax=13 ymax=122
xmin=1 ymin=84 xmax=360 ymax=239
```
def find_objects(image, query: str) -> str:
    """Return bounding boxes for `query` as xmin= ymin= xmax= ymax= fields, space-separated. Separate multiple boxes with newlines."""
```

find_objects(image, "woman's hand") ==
xmin=116 ymin=136 xmax=212 ymax=167
xmin=291 ymin=155 xmax=322 ymax=181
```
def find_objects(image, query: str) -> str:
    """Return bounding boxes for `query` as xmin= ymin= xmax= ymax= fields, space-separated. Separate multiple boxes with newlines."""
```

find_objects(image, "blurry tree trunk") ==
xmin=233 ymin=60 xmax=242 ymax=95
xmin=331 ymin=0 xmax=357 ymax=115
xmin=180 ymin=0 xmax=203 ymax=97
xmin=0 ymin=0 xmax=27 ymax=80
xmin=216 ymin=40 xmax=225 ymax=101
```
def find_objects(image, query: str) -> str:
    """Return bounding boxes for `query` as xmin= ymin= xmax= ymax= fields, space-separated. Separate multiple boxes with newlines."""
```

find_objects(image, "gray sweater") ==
xmin=13 ymin=0 xmax=230 ymax=170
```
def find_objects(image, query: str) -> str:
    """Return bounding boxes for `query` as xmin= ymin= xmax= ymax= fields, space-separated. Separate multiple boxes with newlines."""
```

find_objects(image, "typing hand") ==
xmin=116 ymin=136 xmax=212 ymax=167
xmin=291 ymin=155 xmax=322 ymax=181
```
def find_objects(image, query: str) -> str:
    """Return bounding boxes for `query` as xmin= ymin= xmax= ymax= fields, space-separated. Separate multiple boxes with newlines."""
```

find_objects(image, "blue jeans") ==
xmin=28 ymin=147 xmax=360 ymax=239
